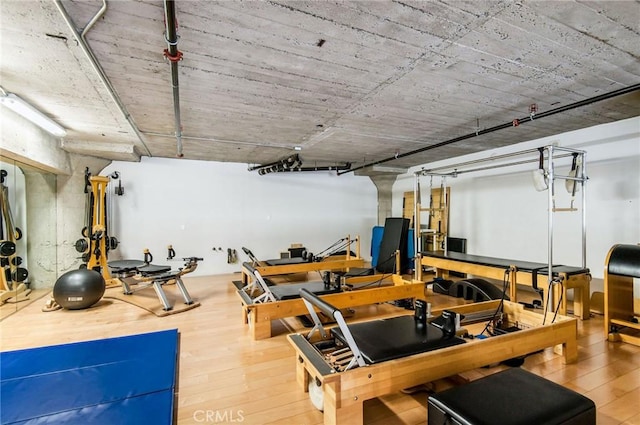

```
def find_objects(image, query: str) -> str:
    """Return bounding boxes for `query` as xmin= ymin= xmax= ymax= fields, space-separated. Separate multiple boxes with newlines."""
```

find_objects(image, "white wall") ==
xmin=393 ymin=117 xmax=640 ymax=288
xmin=102 ymin=158 xmax=378 ymax=276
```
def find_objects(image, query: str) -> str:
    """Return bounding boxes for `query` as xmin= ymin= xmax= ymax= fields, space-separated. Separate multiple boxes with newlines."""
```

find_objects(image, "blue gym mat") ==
xmin=1 ymin=329 xmax=179 ymax=425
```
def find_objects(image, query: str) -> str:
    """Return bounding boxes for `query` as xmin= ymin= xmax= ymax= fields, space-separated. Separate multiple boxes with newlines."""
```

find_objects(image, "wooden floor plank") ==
xmin=0 ymin=273 xmax=638 ymax=424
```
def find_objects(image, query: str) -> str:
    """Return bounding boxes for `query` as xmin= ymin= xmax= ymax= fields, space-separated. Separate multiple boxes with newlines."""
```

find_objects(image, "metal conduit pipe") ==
xmin=163 ymin=0 xmax=184 ymax=158
xmin=249 ymin=154 xmax=351 ymax=174
xmin=258 ymin=163 xmax=351 ymax=175
xmin=248 ymin=154 xmax=301 ymax=172
xmin=54 ymin=0 xmax=152 ymax=157
xmin=420 ymin=147 xmax=544 ymax=174
xmin=419 ymin=148 xmax=578 ymax=176
xmin=340 ymin=83 xmax=640 ymax=175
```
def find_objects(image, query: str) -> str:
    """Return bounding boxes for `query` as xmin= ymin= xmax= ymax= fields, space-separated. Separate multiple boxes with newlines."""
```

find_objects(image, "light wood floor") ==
xmin=1 ymin=273 xmax=639 ymax=425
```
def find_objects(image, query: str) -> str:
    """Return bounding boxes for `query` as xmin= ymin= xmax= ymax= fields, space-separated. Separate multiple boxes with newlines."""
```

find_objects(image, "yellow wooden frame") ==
xmin=238 ymin=275 xmax=424 ymax=340
xmin=288 ymin=300 xmax=578 ymax=425
xmin=240 ymin=236 xmax=364 ymax=285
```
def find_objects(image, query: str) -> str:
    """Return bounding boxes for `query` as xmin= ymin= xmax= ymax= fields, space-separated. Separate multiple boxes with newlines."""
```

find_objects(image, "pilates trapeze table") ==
xmin=420 ymin=251 xmax=591 ymax=319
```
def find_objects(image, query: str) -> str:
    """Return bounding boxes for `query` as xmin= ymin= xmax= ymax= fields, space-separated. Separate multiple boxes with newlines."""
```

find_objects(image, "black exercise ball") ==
xmin=53 ymin=269 xmax=105 ymax=310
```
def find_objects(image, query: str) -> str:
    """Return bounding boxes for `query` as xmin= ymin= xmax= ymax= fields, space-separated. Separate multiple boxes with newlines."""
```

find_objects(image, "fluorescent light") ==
xmin=0 ymin=93 xmax=67 ymax=137
xmin=294 ymin=146 xmax=302 ymax=151
xmin=371 ymin=165 xmax=408 ymax=174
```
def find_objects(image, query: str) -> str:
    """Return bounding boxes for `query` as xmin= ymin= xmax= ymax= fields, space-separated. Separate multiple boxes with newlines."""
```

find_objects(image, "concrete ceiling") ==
xmin=1 ymin=0 xmax=639 ymax=174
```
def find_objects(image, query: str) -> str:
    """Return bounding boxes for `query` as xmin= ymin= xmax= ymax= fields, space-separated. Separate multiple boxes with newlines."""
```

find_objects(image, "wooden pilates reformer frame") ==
xmin=240 ymin=235 xmax=365 ymax=285
xmin=288 ymin=293 xmax=578 ymax=425
xmin=236 ymin=258 xmax=423 ymax=340
xmin=414 ymin=144 xmax=590 ymax=319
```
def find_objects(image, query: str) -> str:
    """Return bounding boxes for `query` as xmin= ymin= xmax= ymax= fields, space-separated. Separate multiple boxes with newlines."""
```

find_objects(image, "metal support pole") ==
xmin=163 ymin=0 xmax=184 ymax=158
xmin=547 ymin=145 xmax=555 ymax=315
xmin=414 ymin=174 xmax=421 ymax=281
xmin=581 ymin=152 xmax=587 ymax=268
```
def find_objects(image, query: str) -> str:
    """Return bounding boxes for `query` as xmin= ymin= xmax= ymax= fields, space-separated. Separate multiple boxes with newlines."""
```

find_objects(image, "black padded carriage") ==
xmin=269 ymin=281 xmax=340 ymax=300
xmin=331 ymin=315 xmax=465 ymax=364
xmin=241 ymin=246 xmax=306 ymax=267
xmin=240 ymin=263 xmax=341 ymax=304
xmin=299 ymin=288 xmax=465 ymax=367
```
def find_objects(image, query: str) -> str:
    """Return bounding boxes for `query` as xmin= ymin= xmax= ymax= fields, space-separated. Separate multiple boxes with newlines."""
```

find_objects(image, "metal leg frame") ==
xmin=121 ymin=274 xmax=195 ymax=311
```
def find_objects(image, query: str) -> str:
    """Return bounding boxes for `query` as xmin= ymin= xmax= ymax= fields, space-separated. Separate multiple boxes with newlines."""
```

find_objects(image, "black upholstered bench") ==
xmin=427 ymin=368 xmax=595 ymax=425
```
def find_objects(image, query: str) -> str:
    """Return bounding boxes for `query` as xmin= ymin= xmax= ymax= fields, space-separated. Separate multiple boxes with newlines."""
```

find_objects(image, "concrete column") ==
xmin=23 ymin=170 xmax=58 ymax=288
xmin=0 ymin=107 xmax=72 ymax=175
xmin=368 ymin=174 xmax=397 ymax=225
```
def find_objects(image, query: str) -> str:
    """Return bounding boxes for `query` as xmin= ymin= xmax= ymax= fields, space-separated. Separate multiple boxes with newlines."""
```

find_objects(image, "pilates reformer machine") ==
xmin=604 ymin=244 xmax=640 ymax=346
xmin=414 ymin=145 xmax=591 ymax=319
xmin=108 ymin=253 xmax=202 ymax=311
xmin=239 ymin=235 xmax=365 ymax=285
xmin=288 ymin=289 xmax=578 ymax=425
xmin=237 ymin=261 xmax=424 ymax=340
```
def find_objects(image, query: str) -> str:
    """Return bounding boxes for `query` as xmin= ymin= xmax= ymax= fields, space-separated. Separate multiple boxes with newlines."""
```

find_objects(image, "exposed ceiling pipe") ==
xmin=53 ymin=0 xmax=152 ymax=157
xmin=290 ymin=163 xmax=351 ymax=172
xmin=340 ymin=83 xmax=640 ymax=175
xmin=258 ymin=163 xmax=352 ymax=175
xmin=249 ymin=153 xmax=351 ymax=175
xmin=248 ymin=154 xmax=301 ymax=172
xmin=163 ymin=0 xmax=184 ymax=158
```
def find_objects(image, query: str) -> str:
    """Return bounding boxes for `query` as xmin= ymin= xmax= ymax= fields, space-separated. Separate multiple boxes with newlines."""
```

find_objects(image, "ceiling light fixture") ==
xmin=0 ymin=92 xmax=67 ymax=137
xmin=294 ymin=146 xmax=302 ymax=151
xmin=371 ymin=165 xmax=408 ymax=174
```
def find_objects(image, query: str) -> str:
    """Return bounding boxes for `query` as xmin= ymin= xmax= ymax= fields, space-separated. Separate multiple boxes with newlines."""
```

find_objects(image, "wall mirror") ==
xmin=0 ymin=156 xmax=57 ymax=319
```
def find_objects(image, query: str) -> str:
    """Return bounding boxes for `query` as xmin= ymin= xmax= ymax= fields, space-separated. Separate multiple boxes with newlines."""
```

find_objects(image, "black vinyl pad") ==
xmin=332 ymin=315 xmax=465 ymax=364
xmin=608 ymin=244 xmax=640 ymax=278
xmin=265 ymin=257 xmax=307 ymax=266
xmin=343 ymin=267 xmax=375 ymax=277
xmin=270 ymin=281 xmax=341 ymax=300
xmin=428 ymin=367 xmax=595 ymax=425
xmin=108 ymin=259 xmax=146 ymax=272
xmin=137 ymin=264 xmax=172 ymax=276
xmin=423 ymin=251 xmax=589 ymax=275
xmin=377 ymin=217 xmax=409 ymax=273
